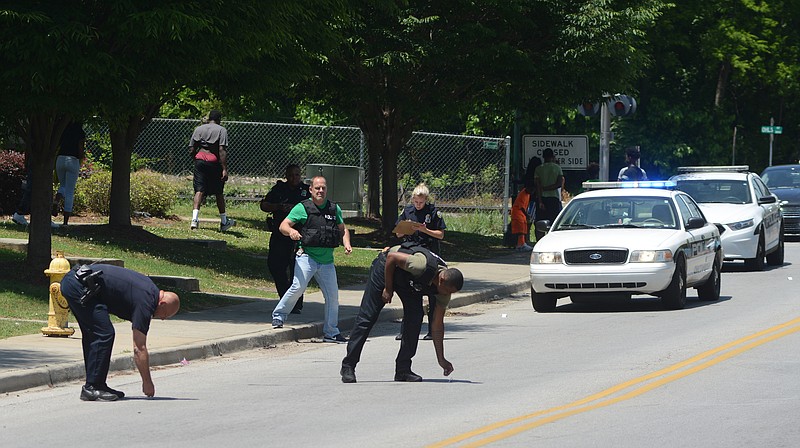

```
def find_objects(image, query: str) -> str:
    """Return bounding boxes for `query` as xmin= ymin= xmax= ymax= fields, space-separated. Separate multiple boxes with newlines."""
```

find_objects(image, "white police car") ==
xmin=530 ymin=181 xmax=722 ymax=312
xmin=670 ymin=166 xmax=784 ymax=270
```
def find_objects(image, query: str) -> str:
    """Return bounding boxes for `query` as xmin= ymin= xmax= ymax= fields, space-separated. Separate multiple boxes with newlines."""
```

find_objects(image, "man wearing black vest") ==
xmin=260 ymin=164 xmax=310 ymax=314
xmin=340 ymin=243 xmax=464 ymax=383
xmin=270 ymin=176 xmax=352 ymax=343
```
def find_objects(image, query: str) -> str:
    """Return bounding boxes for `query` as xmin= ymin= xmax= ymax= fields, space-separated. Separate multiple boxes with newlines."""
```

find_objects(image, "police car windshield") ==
xmin=675 ymin=180 xmax=750 ymax=204
xmin=553 ymin=196 xmax=677 ymax=230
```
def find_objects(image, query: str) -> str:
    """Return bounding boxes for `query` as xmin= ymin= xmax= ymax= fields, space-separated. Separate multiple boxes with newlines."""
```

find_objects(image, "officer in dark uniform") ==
xmin=260 ymin=164 xmax=310 ymax=313
xmin=60 ymin=264 xmax=180 ymax=401
xmin=395 ymin=183 xmax=446 ymax=340
xmin=340 ymin=243 xmax=464 ymax=383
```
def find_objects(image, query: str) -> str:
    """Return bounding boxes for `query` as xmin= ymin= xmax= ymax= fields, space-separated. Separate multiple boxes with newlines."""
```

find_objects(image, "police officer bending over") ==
xmin=61 ymin=264 xmax=180 ymax=401
xmin=341 ymin=243 xmax=463 ymax=383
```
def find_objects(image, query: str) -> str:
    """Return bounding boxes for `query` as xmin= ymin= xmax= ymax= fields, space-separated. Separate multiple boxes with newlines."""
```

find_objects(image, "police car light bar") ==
xmin=582 ymin=180 xmax=677 ymax=190
xmin=677 ymin=165 xmax=749 ymax=173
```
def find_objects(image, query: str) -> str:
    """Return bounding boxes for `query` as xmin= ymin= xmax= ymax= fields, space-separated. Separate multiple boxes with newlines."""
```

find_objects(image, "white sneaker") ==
xmin=515 ymin=244 xmax=533 ymax=252
xmin=11 ymin=213 xmax=28 ymax=226
xmin=220 ymin=218 xmax=236 ymax=232
xmin=190 ymin=218 xmax=199 ymax=230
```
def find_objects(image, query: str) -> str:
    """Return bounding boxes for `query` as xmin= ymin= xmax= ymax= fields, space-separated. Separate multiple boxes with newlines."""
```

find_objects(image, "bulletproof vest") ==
xmin=396 ymin=241 xmax=446 ymax=295
xmin=272 ymin=181 xmax=310 ymax=223
xmin=299 ymin=199 xmax=340 ymax=248
xmin=400 ymin=204 xmax=441 ymax=255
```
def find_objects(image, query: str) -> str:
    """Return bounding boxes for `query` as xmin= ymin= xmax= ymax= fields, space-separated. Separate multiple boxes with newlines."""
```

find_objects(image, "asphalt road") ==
xmin=3 ymin=243 xmax=800 ymax=448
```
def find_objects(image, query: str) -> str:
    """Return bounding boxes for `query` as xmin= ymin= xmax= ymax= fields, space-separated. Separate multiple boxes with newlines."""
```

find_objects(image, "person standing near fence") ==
xmin=271 ymin=175 xmax=352 ymax=343
xmin=260 ymin=164 xmax=309 ymax=314
xmin=533 ymin=148 xmax=564 ymax=242
xmin=53 ymin=120 xmax=85 ymax=226
xmin=394 ymin=183 xmax=445 ymax=341
xmin=189 ymin=110 xmax=235 ymax=231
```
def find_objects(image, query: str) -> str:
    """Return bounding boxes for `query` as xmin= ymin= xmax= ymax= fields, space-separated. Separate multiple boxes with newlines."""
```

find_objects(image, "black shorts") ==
xmin=193 ymin=159 xmax=225 ymax=195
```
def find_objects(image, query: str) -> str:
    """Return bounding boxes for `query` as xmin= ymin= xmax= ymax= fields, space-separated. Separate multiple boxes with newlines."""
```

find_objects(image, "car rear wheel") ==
xmin=661 ymin=256 xmax=686 ymax=310
xmin=744 ymin=235 xmax=765 ymax=271
xmin=697 ymin=250 xmax=721 ymax=301
xmin=766 ymin=228 xmax=785 ymax=266
xmin=531 ymin=287 xmax=557 ymax=312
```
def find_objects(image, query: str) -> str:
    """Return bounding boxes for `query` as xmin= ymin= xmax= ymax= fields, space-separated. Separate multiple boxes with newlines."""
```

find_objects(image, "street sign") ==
xmin=522 ymin=135 xmax=588 ymax=170
xmin=761 ymin=125 xmax=783 ymax=134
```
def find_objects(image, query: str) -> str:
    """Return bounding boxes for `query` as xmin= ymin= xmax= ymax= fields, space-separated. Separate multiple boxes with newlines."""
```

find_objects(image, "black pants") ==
xmin=342 ymin=253 xmax=424 ymax=373
xmin=61 ymin=271 xmax=115 ymax=387
xmin=267 ymin=232 xmax=303 ymax=311
xmin=535 ymin=196 xmax=563 ymax=242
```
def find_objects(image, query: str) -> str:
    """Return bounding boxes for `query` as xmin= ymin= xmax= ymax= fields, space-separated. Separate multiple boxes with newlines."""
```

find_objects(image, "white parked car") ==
xmin=670 ymin=166 xmax=784 ymax=270
xmin=530 ymin=181 xmax=722 ymax=312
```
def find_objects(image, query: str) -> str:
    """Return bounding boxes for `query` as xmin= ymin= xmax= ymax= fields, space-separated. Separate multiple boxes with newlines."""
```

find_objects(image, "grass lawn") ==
xmin=0 ymin=199 xmax=508 ymax=338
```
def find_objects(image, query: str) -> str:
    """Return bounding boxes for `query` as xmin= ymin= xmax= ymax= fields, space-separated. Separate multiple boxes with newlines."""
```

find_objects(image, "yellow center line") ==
xmin=430 ymin=317 xmax=800 ymax=448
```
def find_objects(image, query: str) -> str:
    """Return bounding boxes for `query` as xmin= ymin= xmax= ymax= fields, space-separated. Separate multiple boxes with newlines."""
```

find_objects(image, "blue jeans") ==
xmin=272 ymin=253 xmax=341 ymax=338
xmin=56 ymin=155 xmax=80 ymax=212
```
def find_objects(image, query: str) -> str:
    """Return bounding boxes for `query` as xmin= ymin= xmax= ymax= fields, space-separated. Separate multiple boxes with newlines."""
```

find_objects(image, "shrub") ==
xmin=74 ymin=169 xmax=177 ymax=217
xmin=0 ymin=150 xmax=26 ymax=215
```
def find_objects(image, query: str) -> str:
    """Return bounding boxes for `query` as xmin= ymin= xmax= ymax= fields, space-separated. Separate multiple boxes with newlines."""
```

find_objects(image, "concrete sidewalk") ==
xmin=0 ymin=250 xmax=532 ymax=394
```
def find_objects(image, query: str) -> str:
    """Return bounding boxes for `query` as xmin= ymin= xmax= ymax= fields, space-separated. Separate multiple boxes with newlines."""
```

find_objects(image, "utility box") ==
xmin=305 ymin=164 xmax=364 ymax=216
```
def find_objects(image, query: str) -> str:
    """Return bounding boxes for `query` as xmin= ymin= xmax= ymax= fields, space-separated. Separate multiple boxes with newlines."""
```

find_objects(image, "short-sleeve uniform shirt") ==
xmin=388 ymin=245 xmax=451 ymax=307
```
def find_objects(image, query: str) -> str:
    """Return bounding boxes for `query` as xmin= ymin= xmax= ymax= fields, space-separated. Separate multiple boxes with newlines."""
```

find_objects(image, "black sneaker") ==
xmin=394 ymin=371 xmax=423 ymax=382
xmin=395 ymin=333 xmax=402 ymax=340
xmin=80 ymin=385 xmax=119 ymax=401
xmin=101 ymin=385 xmax=125 ymax=399
xmin=340 ymin=366 xmax=357 ymax=383
xmin=422 ymin=333 xmax=433 ymax=340
xmin=272 ymin=318 xmax=283 ymax=329
xmin=323 ymin=334 xmax=348 ymax=343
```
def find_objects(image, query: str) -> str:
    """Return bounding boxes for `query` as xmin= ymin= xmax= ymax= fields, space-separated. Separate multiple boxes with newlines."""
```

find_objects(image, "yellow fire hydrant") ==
xmin=41 ymin=251 xmax=75 ymax=337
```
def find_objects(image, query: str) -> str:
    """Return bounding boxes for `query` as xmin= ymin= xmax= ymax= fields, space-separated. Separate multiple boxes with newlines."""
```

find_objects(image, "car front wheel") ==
xmin=766 ymin=228 xmax=785 ymax=266
xmin=744 ymin=235 xmax=765 ymax=271
xmin=661 ymin=256 xmax=687 ymax=310
xmin=531 ymin=287 xmax=557 ymax=312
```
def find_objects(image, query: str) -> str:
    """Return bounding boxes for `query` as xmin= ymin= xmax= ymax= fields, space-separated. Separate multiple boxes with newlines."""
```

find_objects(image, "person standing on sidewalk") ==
xmin=52 ymin=120 xmax=85 ymax=225
xmin=533 ymin=148 xmax=564 ymax=242
xmin=271 ymin=176 xmax=352 ymax=343
xmin=189 ymin=110 xmax=235 ymax=231
xmin=260 ymin=164 xmax=310 ymax=314
xmin=394 ymin=183 xmax=445 ymax=341
xmin=340 ymin=243 xmax=464 ymax=383
xmin=60 ymin=264 xmax=180 ymax=401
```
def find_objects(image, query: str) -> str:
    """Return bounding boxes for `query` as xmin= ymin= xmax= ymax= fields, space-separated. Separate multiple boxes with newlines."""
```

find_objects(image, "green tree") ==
xmin=0 ymin=1 xmax=347 ymax=273
xmin=300 ymin=0 xmax=666 ymax=231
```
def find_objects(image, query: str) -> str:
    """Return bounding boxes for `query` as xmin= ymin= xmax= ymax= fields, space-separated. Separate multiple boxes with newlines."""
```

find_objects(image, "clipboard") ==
xmin=392 ymin=220 xmax=417 ymax=235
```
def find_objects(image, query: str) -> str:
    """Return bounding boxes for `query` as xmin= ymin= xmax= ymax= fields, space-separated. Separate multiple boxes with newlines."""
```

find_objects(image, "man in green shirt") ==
xmin=271 ymin=176 xmax=352 ymax=343
xmin=534 ymin=147 xmax=564 ymax=242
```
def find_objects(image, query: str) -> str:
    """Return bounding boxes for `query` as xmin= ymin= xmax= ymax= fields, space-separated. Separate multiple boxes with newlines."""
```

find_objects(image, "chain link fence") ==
xmin=87 ymin=118 xmax=509 ymax=217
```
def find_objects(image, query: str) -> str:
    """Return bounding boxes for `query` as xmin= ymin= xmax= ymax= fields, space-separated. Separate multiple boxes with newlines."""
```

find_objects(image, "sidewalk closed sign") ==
xmin=523 ymin=135 xmax=588 ymax=170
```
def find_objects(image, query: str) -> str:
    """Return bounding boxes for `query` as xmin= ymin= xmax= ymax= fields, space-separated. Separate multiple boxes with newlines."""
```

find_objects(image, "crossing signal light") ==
xmin=578 ymin=102 xmax=600 ymax=117
xmin=608 ymin=95 xmax=637 ymax=117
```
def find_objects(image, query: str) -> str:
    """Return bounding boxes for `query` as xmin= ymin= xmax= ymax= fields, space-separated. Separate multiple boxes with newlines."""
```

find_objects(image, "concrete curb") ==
xmin=0 ymin=280 xmax=529 ymax=394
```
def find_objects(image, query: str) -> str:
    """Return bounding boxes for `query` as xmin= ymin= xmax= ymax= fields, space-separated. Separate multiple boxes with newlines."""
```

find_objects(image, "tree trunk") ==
xmin=21 ymin=115 xmax=69 ymax=276
xmin=714 ymin=61 xmax=731 ymax=108
xmin=108 ymin=127 xmax=133 ymax=226
xmin=358 ymin=106 xmax=415 ymax=232
xmin=107 ymin=108 xmax=159 ymax=226
xmin=358 ymin=116 xmax=383 ymax=219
